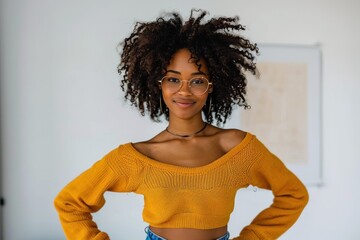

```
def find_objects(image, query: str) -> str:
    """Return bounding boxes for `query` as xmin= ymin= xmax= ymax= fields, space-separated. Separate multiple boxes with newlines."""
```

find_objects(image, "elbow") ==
xmin=291 ymin=181 xmax=309 ymax=212
xmin=54 ymin=193 xmax=63 ymax=212
xmin=292 ymin=176 xmax=310 ymax=209
xmin=284 ymin=181 xmax=310 ymax=211
xmin=301 ymin=184 xmax=309 ymax=209
xmin=54 ymin=190 xmax=69 ymax=213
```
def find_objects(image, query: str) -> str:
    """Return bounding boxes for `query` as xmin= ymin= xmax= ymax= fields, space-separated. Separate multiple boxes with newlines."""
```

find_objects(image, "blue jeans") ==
xmin=145 ymin=226 xmax=230 ymax=240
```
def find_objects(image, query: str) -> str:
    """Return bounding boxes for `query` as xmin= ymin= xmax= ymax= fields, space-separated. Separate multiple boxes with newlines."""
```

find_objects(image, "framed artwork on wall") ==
xmin=238 ymin=44 xmax=322 ymax=186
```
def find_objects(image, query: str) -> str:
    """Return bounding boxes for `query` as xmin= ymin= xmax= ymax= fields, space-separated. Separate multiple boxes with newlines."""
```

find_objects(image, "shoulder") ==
xmin=131 ymin=134 xmax=165 ymax=160
xmin=207 ymin=126 xmax=248 ymax=153
xmin=102 ymin=143 xmax=141 ymax=168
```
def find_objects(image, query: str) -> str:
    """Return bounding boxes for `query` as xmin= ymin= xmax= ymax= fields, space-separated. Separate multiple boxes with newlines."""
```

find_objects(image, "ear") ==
xmin=208 ymin=83 xmax=213 ymax=93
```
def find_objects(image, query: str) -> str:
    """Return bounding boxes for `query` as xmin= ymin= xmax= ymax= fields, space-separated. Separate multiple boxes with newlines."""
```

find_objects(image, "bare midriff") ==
xmin=149 ymin=225 xmax=228 ymax=240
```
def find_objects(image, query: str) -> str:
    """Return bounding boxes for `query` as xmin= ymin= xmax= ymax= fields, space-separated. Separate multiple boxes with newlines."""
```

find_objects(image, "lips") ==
xmin=173 ymin=98 xmax=195 ymax=108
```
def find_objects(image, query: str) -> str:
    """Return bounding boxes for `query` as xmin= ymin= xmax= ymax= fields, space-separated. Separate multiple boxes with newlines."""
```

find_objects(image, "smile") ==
xmin=173 ymin=100 xmax=195 ymax=108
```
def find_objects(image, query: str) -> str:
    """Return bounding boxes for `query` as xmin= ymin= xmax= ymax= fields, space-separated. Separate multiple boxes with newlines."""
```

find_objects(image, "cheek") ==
xmin=161 ymin=89 xmax=171 ymax=98
xmin=199 ymin=95 xmax=209 ymax=106
xmin=161 ymin=90 xmax=173 ymax=105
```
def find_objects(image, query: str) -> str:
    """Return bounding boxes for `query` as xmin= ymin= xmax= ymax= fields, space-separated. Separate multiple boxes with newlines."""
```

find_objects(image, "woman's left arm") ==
xmin=235 ymin=139 xmax=309 ymax=240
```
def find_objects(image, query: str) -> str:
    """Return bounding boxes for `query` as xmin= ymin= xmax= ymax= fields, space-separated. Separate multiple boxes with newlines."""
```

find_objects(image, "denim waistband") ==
xmin=144 ymin=226 xmax=230 ymax=240
xmin=144 ymin=227 xmax=167 ymax=240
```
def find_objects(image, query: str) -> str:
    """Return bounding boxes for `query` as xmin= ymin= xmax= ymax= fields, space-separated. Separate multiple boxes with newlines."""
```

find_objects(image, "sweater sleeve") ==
xmin=54 ymin=148 xmax=131 ymax=240
xmin=235 ymin=139 xmax=309 ymax=240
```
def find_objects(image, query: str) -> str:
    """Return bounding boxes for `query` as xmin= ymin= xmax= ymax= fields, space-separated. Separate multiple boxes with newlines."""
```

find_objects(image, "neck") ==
xmin=166 ymin=119 xmax=207 ymax=138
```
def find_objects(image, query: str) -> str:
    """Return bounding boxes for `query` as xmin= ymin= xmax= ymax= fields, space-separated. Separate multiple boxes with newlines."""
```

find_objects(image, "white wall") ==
xmin=1 ymin=0 xmax=359 ymax=239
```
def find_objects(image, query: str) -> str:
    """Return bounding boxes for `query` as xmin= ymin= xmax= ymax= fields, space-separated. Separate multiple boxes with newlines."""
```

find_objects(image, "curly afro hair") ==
xmin=118 ymin=9 xmax=258 ymax=125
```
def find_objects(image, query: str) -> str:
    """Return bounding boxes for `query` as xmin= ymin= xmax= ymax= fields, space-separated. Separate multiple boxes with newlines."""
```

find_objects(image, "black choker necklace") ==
xmin=166 ymin=123 xmax=207 ymax=138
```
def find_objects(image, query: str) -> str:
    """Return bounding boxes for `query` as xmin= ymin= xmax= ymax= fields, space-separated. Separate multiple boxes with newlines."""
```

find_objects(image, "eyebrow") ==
xmin=165 ymin=70 xmax=207 ymax=76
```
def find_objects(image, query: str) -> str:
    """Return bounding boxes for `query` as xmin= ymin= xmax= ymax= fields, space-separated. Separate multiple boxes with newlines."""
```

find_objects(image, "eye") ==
xmin=190 ymin=77 xmax=206 ymax=85
xmin=165 ymin=77 xmax=180 ymax=83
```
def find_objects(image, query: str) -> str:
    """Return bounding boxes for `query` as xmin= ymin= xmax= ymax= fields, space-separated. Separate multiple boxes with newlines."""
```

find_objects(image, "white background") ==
xmin=1 ymin=0 xmax=359 ymax=239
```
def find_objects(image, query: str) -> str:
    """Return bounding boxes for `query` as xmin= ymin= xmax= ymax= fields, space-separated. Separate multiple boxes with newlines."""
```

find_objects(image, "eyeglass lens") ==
xmin=161 ymin=77 xmax=210 ymax=95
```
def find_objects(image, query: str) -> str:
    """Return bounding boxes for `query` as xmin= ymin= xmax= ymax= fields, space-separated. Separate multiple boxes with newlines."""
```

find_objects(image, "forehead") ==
xmin=166 ymin=48 xmax=208 ymax=74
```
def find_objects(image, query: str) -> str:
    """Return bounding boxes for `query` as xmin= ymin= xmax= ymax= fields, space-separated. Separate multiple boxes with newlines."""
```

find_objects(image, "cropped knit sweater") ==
xmin=54 ymin=133 xmax=309 ymax=240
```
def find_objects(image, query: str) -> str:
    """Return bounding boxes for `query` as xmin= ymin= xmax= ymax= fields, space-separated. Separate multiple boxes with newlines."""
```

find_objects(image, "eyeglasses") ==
xmin=158 ymin=76 xmax=212 ymax=96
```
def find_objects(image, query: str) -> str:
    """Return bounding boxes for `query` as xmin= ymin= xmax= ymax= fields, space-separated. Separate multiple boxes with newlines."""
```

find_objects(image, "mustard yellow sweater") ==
xmin=54 ymin=133 xmax=308 ymax=240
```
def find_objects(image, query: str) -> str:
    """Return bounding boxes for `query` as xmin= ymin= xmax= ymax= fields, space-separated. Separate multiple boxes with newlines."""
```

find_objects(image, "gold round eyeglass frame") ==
xmin=158 ymin=76 xmax=213 ymax=96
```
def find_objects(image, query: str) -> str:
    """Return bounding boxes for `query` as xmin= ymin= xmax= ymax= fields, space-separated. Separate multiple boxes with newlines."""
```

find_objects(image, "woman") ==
xmin=54 ymin=10 xmax=309 ymax=240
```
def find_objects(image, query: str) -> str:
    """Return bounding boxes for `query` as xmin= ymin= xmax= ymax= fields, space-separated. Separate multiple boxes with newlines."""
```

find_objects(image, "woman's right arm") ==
xmin=54 ymin=149 xmax=130 ymax=240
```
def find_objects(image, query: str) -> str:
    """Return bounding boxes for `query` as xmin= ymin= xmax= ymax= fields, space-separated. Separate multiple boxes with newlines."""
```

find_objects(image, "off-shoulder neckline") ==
xmin=120 ymin=132 xmax=254 ymax=173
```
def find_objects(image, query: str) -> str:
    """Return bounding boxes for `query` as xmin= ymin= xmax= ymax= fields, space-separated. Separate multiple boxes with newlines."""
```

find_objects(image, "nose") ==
xmin=178 ymin=80 xmax=192 ymax=95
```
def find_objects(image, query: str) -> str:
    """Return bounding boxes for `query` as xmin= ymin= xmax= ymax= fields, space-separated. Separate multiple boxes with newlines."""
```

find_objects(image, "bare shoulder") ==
xmin=131 ymin=132 xmax=167 ymax=157
xmin=210 ymin=127 xmax=247 ymax=153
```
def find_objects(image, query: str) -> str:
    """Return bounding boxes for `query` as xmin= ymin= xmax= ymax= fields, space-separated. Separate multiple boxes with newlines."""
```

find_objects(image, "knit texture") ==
xmin=54 ymin=133 xmax=308 ymax=240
